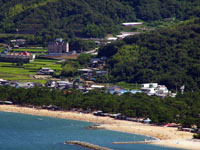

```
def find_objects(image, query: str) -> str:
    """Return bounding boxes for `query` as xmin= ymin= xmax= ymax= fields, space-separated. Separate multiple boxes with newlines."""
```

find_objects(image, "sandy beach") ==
xmin=0 ymin=105 xmax=199 ymax=150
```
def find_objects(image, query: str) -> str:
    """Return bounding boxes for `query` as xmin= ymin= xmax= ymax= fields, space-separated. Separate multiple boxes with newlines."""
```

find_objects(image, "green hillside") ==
xmin=98 ymin=18 xmax=200 ymax=91
xmin=0 ymin=0 xmax=136 ymax=38
xmin=0 ymin=0 xmax=200 ymax=41
xmin=118 ymin=0 xmax=200 ymax=21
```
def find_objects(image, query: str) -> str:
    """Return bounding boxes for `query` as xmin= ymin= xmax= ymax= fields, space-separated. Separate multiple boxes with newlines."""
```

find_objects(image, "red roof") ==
xmin=20 ymin=51 xmax=31 ymax=56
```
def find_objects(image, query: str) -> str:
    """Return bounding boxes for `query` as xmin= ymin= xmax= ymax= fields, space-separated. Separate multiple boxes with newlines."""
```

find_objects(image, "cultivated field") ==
xmin=0 ymin=58 xmax=62 ymax=83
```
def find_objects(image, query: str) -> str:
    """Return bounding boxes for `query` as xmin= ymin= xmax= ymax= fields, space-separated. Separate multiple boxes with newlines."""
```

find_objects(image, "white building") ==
xmin=37 ymin=67 xmax=54 ymax=75
xmin=142 ymin=83 xmax=158 ymax=88
xmin=122 ymin=22 xmax=143 ymax=26
xmin=141 ymin=83 xmax=169 ymax=97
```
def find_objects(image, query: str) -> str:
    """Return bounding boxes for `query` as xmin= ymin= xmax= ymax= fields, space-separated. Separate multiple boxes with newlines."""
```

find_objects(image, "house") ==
xmin=141 ymin=83 xmax=159 ymax=96
xmin=56 ymin=81 xmax=72 ymax=90
xmin=155 ymin=85 xmax=169 ymax=97
xmin=10 ymin=39 xmax=26 ymax=47
xmin=0 ymin=48 xmax=35 ymax=63
xmin=78 ymin=68 xmax=94 ymax=80
xmin=107 ymin=37 xmax=117 ymax=41
xmin=45 ymin=80 xmax=57 ymax=88
xmin=116 ymin=32 xmax=140 ymax=39
xmin=89 ymin=58 xmax=100 ymax=67
xmin=142 ymin=83 xmax=158 ymax=88
xmin=37 ymin=67 xmax=54 ymax=75
xmin=0 ymin=79 xmax=8 ymax=86
xmin=17 ymin=82 xmax=35 ymax=89
xmin=90 ymin=85 xmax=104 ymax=89
xmin=48 ymin=38 xmax=69 ymax=54
xmin=96 ymin=70 xmax=108 ymax=76
xmin=78 ymin=68 xmax=93 ymax=73
xmin=89 ymin=57 xmax=106 ymax=68
xmin=4 ymin=81 xmax=19 ymax=87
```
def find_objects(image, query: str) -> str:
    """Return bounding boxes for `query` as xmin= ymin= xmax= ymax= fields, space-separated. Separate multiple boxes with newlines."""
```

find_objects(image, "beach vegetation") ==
xmin=0 ymin=86 xmax=200 ymax=127
xmin=193 ymin=133 xmax=200 ymax=139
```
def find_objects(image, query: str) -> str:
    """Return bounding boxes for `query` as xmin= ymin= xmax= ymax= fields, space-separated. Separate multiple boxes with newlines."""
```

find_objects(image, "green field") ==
xmin=0 ymin=58 xmax=62 ymax=83
xmin=12 ymin=48 xmax=48 ymax=53
xmin=117 ymin=81 xmax=141 ymax=90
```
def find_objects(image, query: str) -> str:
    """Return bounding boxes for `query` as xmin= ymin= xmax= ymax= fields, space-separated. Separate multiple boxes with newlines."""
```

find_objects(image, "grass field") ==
xmin=0 ymin=33 xmax=34 ymax=39
xmin=12 ymin=48 xmax=48 ymax=53
xmin=117 ymin=81 xmax=141 ymax=90
xmin=0 ymin=58 xmax=62 ymax=83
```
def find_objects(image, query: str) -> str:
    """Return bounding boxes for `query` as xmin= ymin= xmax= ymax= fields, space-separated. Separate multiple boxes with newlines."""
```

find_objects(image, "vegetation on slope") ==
xmin=118 ymin=0 xmax=200 ymax=21
xmin=0 ymin=0 xmax=136 ymax=38
xmin=0 ymin=0 xmax=200 ymax=41
xmin=98 ymin=18 xmax=200 ymax=91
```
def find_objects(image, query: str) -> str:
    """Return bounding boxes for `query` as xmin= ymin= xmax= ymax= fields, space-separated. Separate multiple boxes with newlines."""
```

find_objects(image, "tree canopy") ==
xmin=0 ymin=86 xmax=200 ymax=127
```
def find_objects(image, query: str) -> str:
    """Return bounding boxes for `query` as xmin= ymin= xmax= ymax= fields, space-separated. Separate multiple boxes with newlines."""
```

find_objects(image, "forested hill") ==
xmin=0 ymin=0 xmax=136 ymax=37
xmin=118 ymin=0 xmax=200 ymax=21
xmin=0 ymin=0 xmax=200 ymax=38
xmin=98 ymin=18 xmax=200 ymax=91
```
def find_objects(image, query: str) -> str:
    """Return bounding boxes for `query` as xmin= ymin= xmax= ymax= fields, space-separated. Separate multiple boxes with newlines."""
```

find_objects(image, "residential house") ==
xmin=10 ymin=39 xmax=26 ymax=48
xmin=37 ymin=67 xmax=54 ymax=75
xmin=89 ymin=57 xmax=106 ymax=68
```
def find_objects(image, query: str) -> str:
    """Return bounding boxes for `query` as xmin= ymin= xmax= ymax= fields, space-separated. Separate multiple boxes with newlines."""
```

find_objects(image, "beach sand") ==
xmin=0 ymin=105 xmax=199 ymax=150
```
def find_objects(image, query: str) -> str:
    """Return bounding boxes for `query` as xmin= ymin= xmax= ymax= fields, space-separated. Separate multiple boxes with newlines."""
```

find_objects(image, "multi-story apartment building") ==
xmin=48 ymin=38 xmax=69 ymax=53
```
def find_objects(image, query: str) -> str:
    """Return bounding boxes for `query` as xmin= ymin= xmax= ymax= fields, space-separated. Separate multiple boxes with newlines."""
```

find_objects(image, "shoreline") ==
xmin=0 ymin=105 xmax=200 ymax=150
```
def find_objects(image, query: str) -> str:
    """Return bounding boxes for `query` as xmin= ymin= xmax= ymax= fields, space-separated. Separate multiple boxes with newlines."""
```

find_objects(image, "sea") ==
xmin=0 ymin=111 xmax=184 ymax=150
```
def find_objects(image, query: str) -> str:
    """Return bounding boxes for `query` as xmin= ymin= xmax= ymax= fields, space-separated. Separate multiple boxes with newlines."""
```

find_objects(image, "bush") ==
xmin=193 ymin=133 xmax=200 ymax=139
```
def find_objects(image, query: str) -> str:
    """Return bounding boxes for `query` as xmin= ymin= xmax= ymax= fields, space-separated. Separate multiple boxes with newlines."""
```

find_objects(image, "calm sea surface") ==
xmin=0 ymin=111 xmax=184 ymax=150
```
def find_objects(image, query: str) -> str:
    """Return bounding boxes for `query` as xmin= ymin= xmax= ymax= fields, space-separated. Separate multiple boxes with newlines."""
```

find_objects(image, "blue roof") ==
xmin=1 ymin=48 xmax=9 ymax=54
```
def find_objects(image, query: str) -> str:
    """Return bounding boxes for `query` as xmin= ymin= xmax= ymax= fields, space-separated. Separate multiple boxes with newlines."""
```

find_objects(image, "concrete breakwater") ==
xmin=65 ymin=141 xmax=113 ymax=150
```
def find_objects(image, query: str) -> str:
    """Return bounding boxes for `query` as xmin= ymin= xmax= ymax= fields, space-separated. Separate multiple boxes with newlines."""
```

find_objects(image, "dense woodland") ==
xmin=98 ymin=18 xmax=200 ymax=91
xmin=0 ymin=0 xmax=200 ymax=42
xmin=0 ymin=0 xmax=136 ymax=39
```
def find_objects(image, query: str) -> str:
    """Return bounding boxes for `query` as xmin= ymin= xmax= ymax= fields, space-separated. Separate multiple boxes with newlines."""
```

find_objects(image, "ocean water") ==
xmin=0 ymin=111 xmax=184 ymax=150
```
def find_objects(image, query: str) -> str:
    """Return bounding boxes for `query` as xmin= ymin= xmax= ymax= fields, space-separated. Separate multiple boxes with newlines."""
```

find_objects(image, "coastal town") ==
xmin=1 ymin=1 xmax=200 ymax=150
xmin=0 ymin=36 xmax=199 ymax=148
xmin=0 ymin=35 xmax=178 ymax=98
